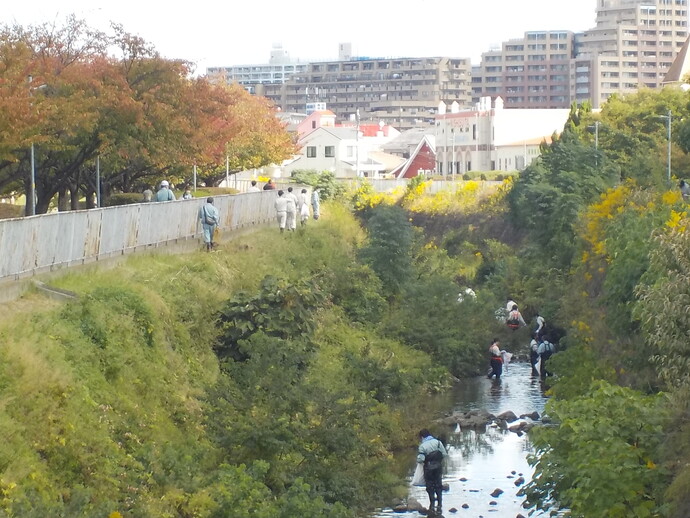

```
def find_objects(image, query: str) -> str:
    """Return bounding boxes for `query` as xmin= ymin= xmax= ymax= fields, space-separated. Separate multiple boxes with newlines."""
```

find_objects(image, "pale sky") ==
xmin=1 ymin=1 xmax=598 ymax=74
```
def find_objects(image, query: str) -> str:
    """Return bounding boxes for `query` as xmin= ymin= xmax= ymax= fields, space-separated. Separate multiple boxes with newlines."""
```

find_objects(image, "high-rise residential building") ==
xmin=473 ymin=0 xmax=688 ymax=109
xmin=206 ymin=44 xmax=309 ymax=94
xmin=573 ymin=0 xmax=688 ymax=107
xmin=472 ymin=30 xmax=577 ymax=109
xmin=259 ymin=56 xmax=473 ymax=130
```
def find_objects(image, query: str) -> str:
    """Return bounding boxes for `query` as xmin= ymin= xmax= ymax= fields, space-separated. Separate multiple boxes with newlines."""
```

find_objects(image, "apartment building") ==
xmin=473 ymin=1 xmax=689 ymax=109
xmin=472 ymin=30 xmax=577 ymax=109
xmin=259 ymin=56 xmax=473 ymax=130
xmin=206 ymin=44 xmax=309 ymax=94
xmin=573 ymin=0 xmax=689 ymax=107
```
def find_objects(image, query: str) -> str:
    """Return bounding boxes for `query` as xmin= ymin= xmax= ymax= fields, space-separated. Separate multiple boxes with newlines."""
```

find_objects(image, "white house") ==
xmin=282 ymin=125 xmax=401 ymax=178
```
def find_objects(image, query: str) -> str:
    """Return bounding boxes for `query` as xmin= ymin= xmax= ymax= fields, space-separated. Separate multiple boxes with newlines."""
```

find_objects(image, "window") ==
xmin=325 ymin=146 xmax=335 ymax=157
xmin=306 ymin=146 xmax=316 ymax=158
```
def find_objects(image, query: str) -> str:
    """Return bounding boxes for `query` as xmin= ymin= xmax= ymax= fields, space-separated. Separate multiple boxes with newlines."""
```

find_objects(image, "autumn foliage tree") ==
xmin=0 ymin=17 xmax=295 ymax=214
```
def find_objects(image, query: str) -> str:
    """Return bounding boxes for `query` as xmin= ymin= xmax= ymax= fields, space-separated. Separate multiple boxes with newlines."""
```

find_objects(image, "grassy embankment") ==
xmin=0 ymin=203 xmax=446 ymax=517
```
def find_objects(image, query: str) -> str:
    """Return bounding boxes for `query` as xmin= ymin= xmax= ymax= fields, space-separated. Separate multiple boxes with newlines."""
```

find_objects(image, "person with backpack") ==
xmin=417 ymin=429 xmax=448 ymax=515
xmin=506 ymin=304 xmax=526 ymax=330
xmin=537 ymin=336 xmax=556 ymax=378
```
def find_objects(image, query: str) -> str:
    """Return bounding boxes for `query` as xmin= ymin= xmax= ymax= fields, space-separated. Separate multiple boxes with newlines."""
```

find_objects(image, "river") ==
xmin=374 ymin=361 xmax=556 ymax=518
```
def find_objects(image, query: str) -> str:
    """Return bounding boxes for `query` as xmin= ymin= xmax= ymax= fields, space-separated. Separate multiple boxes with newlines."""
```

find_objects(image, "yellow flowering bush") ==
xmin=580 ymin=182 xmax=633 ymax=263
xmin=403 ymin=178 xmax=509 ymax=215
xmin=666 ymin=209 xmax=687 ymax=232
xmin=350 ymin=181 xmax=400 ymax=211
xmin=402 ymin=177 xmax=431 ymax=204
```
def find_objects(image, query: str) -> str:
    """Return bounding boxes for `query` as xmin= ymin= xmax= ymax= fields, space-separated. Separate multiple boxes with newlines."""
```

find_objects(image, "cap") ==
xmin=160 ymin=180 xmax=169 ymax=187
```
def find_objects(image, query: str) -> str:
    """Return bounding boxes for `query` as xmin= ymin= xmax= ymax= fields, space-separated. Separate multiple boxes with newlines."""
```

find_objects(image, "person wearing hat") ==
xmin=155 ymin=180 xmax=176 ymax=202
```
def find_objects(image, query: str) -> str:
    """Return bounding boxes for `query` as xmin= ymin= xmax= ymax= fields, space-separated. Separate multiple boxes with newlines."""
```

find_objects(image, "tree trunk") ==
xmin=34 ymin=186 xmax=52 ymax=215
xmin=57 ymin=188 xmax=68 ymax=212
xmin=70 ymin=185 xmax=80 ymax=210
xmin=85 ymin=189 xmax=96 ymax=209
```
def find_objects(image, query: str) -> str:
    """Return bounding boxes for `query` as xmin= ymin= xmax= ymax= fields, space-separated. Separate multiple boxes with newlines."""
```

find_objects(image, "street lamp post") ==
xmin=665 ymin=109 xmax=672 ymax=186
xmin=29 ymin=143 xmax=36 ymax=216
xmin=451 ymin=128 xmax=455 ymax=179
xmin=96 ymin=154 xmax=101 ymax=208
xmin=27 ymin=76 xmax=37 ymax=216
xmin=658 ymin=110 xmax=672 ymax=185
xmin=26 ymin=76 xmax=48 ymax=215
xmin=355 ymin=108 xmax=360 ymax=177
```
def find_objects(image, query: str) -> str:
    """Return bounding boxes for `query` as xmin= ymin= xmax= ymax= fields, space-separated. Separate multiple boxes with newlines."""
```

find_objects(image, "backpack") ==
xmin=506 ymin=310 xmax=520 ymax=329
xmin=424 ymin=442 xmax=444 ymax=470
xmin=203 ymin=206 xmax=215 ymax=225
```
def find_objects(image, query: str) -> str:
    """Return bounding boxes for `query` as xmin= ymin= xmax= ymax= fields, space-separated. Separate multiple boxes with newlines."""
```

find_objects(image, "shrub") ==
xmin=0 ymin=203 xmax=23 ymax=219
xmin=462 ymin=173 xmax=471 ymax=181
xmin=524 ymin=381 xmax=668 ymax=517
xmin=104 ymin=193 xmax=144 ymax=206
xmin=291 ymin=170 xmax=345 ymax=201
xmin=197 ymin=187 xmax=240 ymax=197
xmin=480 ymin=173 xmax=487 ymax=181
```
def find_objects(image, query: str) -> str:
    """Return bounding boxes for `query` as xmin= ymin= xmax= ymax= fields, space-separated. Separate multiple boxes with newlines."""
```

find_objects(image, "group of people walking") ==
xmin=274 ymin=187 xmax=315 ymax=233
xmin=274 ymin=186 xmax=320 ymax=233
xmin=143 ymin=178 xmax=322 ymax=251
xmin=246 ymin=179 xmax=323 ymax=232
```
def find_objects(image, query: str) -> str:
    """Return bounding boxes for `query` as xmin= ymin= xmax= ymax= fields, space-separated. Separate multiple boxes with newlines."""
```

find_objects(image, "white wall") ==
xmin=0 ymin=192 xmax=277 ymax=281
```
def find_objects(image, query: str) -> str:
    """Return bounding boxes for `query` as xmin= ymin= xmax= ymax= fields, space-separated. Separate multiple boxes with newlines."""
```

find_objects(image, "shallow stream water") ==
xmin=374 ymin=362 xmax=555 ymax=518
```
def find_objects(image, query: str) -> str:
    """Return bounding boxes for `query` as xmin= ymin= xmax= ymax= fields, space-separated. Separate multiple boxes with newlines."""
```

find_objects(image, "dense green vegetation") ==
xmin=6 ymin=85 xmax=690 ymax=518
xmin=348 ymin=87 xmax=690 ymax=517
xmin=472 ymin=91 xmax=690 ymax=518
xmin=0 ymin=202 xmax=476 ymax=517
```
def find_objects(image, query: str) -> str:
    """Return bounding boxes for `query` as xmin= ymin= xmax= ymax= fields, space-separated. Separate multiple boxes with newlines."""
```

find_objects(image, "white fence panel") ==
xmin=0 ymin=191 xmax=281 ymax=281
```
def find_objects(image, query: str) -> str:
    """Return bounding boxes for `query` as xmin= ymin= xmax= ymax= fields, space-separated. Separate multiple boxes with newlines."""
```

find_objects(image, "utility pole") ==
xmin=451 ymin=128 xmax=455 ymax=179
xmin=355 ymin=108 xmax=360 ymax=177
xmin=666 ymin=109 xmax=672 ymax=186
xmin=96 ymin=154 xmax=101 ymax=208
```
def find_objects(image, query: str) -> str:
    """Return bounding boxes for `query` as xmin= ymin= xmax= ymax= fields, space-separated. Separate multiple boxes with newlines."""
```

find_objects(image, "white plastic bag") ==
xmin=501 ymin=350 xmax=513 ymax=371
xmin=412 ymin=463 xmax=426 ymax=487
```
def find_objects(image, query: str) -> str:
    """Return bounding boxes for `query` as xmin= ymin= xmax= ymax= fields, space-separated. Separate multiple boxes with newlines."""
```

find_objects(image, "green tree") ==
xmin=358 ymin=205 xmax=414 ymax=297
xmin=290 ymin=169 xmax=346 ymax=201
xmin=509 ymin=127 xmax=618 ymax=268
